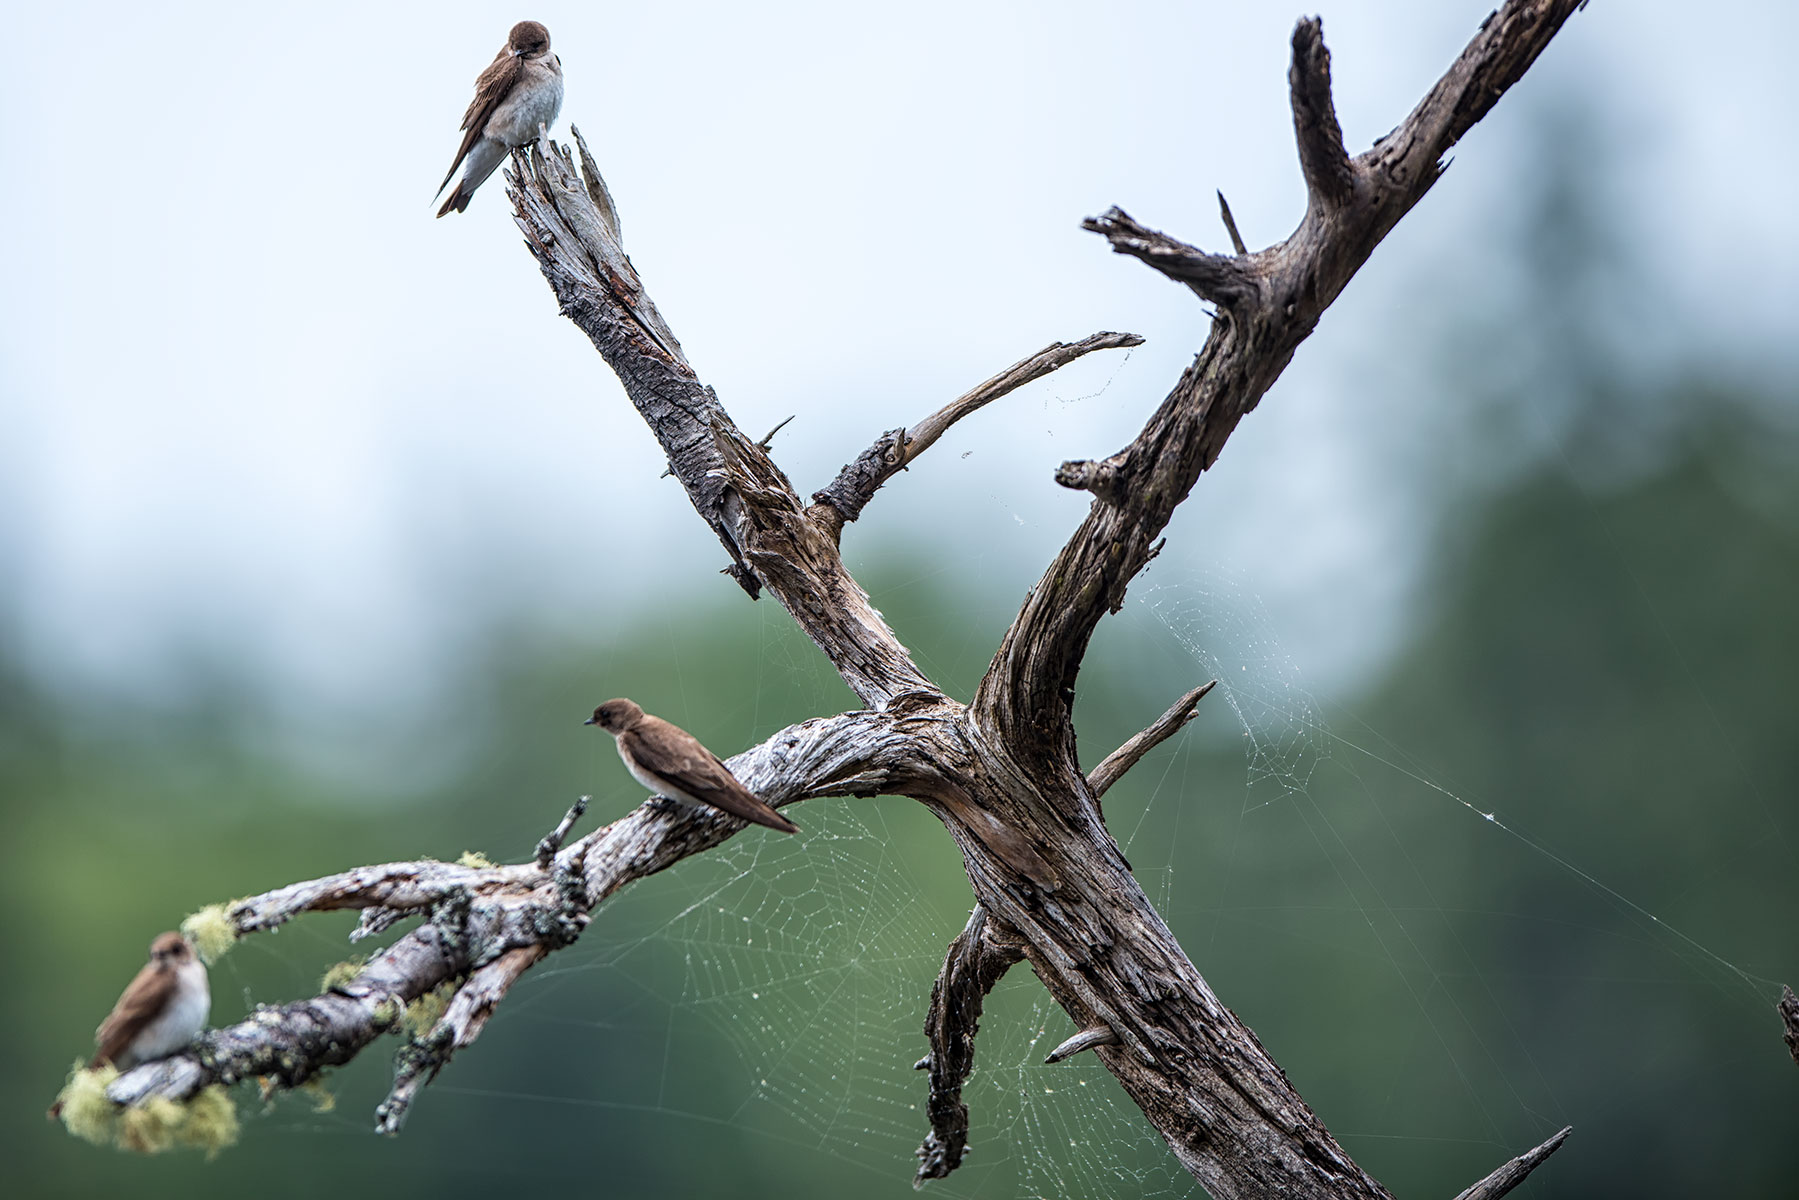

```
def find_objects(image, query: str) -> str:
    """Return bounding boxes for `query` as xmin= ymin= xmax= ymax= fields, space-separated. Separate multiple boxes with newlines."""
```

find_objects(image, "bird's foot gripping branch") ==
xmin=59 ymin=6 xmax=1593 ymax=1197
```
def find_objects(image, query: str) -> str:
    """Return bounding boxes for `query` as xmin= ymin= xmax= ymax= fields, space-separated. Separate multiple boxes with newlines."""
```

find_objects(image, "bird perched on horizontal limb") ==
xmin=586 ymin=698 xmax=801 ymax=833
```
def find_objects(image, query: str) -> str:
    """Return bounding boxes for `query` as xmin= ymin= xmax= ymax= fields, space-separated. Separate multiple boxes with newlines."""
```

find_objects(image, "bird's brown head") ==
xmin=507 ymin=21 xmax=552 ymax=58
xmin=585 ymin=698 xmax=644 ymax=734
xmin=148 ymin=932 xmax=193 ymax=968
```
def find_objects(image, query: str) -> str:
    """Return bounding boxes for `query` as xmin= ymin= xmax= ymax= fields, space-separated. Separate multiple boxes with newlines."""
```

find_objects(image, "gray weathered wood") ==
xmin=1451 ymin=1127 xmax=1573 ymax=1200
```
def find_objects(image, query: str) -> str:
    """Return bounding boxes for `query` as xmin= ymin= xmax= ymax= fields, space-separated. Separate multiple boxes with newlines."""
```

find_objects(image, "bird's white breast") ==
xmin=486 ymin=56 xmax=565 ymax=147
xmin=130 ymin=961 xmax=210 ymax=1064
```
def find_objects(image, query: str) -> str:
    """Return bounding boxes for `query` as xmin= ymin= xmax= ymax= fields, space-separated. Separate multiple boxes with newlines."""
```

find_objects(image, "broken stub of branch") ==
xmin=1080 ymin=207 xmax=1259 ymax=309
xmin=1044 ymin=1024 xmax=1120 ymax=1065
xmin=811 ymin=330 xmax=1142 ymax=530
xmin=536 ymin=795 xmax=589 ymax=867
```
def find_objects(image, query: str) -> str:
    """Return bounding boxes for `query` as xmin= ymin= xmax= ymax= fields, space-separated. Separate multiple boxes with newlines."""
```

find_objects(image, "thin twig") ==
xmin=757 ymin=414 xmax=796 ymax=449
xmin=1216 ymin=190 xmax=1248 ymax=256
xmin=1088 ymin=682 xmax=1217 ymax=799
xmin=536 ymin=795 xmax=590 ymax=868
xmin=812 ymin=331 xmax=1142 ymax=528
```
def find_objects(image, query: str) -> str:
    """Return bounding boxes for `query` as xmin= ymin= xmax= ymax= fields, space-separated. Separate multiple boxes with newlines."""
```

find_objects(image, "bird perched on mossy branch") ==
xmin=49 ymin=932 xmax=210 ymax=1119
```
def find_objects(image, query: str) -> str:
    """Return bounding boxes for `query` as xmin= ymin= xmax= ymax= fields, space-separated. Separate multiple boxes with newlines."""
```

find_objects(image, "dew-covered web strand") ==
xmin=1328 ymin=710 xmax=1781 ymax=1000
xmin=1136 ymin=578 xmax=1517 ymax=1148
xmin=1140 ymin=569 xmax=1779 ymax=1005
xmin=510 ymin=604 xmax=1198 ymax=1195
xmin=1132 ymin=563 xmax=1798 ymax=1167
xmin=1327 ymin=746 xmax=1571 ymax=1134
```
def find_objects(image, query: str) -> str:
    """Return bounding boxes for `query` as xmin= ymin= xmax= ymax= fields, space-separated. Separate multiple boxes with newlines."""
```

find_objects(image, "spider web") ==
xmin=469 ymin=574 xmax=1337 ymax=1198
xmin=229 ymin=554 xmax=1779 ymax=1196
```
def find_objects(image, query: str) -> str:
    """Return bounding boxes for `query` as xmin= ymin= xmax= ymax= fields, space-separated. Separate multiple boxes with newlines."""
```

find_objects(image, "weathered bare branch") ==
xmin=1081 ymin=207 xmax=1260 ymax=308
xmin=104 ymin=710 xmax=921 ymax=1118
xmin=228 ymin=858 xmax=544 ymax=934
xmin=535 ymin=795 xmax=589 ymax=868
xmin=914 ymin=905 xmax=1025 ymax=1184
xmin=1451 ymin=1127 xmax=1572 ymax=1200
xmin=510 ymin=139 xmax=936 ymax=707
xmin=980 ymin=0 xmax=1584 ymax=767
xmin=376 ymin=946 xmax=547 ymax=1135
xmin=756 ymin=413 xmax=795 ymax=449
xmin=1087 ymin=681 xmax=1217 ymax=800
xmin=812 ymin=331 xmax=1142 ymax=529
xmin=1290 ymin=18 xmax=1354 ymax=206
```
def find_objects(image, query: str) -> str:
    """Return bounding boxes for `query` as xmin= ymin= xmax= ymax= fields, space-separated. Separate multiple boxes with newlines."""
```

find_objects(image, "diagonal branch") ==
xmin=1081 ymin=208 xmax=1260 ymax=308
xmin=1452 ymin=1127 xmax=1573 ymax=1200
xmin=508 ymin=135 xmax=935 ymax=708
xmin=1087 ymin=680 xmax=1216 ymax=801
xmin=978 ymin=0 xmax=1584 ymax=766
xmin=376 ymin=945 xmax=548 ymax=1135
xmin=913 ymin=905 xmax=1026 ymax=1183
xmin=812 ymin=331 xmax=1143 ymax=530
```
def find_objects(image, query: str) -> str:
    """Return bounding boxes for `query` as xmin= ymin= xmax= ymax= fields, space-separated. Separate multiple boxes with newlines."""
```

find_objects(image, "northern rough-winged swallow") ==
xmin=585 ymin=699 xmax=801 ymax=833
xmin=436 ymin=20 xmax=565 ymax=217
xmin=49 ymin=932 xmax=210 ymax=1118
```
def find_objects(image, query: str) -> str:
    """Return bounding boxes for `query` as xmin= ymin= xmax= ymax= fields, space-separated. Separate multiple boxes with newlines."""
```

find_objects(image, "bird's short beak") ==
xmin=582 ymin=717 xmax=596 ymax=726
xmin=510 ymin=47 xmax=523 ymax=57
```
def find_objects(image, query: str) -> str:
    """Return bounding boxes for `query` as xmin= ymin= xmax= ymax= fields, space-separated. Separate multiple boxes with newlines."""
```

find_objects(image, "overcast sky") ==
xmin=2 ymin=1 xmax=1793 ymax=748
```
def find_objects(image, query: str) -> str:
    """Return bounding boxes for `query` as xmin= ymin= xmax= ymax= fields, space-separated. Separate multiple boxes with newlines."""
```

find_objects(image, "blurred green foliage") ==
xmin=7 ymin=399 xmax=1797 ymax=1195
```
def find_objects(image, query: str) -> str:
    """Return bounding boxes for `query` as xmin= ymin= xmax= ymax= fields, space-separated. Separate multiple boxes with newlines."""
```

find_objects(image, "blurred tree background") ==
xmin=6 ymin=11 xmax=1797 ymax=1200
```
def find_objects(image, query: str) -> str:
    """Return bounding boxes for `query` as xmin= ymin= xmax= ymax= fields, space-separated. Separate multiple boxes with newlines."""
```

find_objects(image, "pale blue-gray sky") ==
xmin=1 ymin=1 xmax=1792 ymax=761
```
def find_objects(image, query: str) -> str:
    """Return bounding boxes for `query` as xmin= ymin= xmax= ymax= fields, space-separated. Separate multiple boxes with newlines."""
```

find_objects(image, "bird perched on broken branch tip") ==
xmin=435 ymin=20 xmax=564 ymax=217
xmin=48 ymin=932 xmax=210 ymax=1118
xmin=586 ymin=698 xmax=801 ymax=833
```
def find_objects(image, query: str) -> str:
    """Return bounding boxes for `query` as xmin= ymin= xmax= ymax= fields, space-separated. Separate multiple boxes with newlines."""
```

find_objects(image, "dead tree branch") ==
xmin=1452 ymin=1127 xmax=1573 ymax=1200
xmin=812 ymin=331 xmax=1143 ymax=530
xmin=914 ymin=905 xmax=1026 ymax=1183
xmin=1088 ymin=681 xmax=1217 ymax=800
xmin=75 ymin=4 xmax=1588 ymax=1196
xmin=105 ymin=710 xmax=916 ymax=1112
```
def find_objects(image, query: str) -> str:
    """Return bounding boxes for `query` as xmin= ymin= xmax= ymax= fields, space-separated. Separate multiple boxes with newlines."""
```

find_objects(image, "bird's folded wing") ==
xmin=438 ymin=50 xmax=524 ymax=196
xmin=628 ymin=723 xmax=796 ymax=830
xmin=93 ymin=964 xmax=174 ymax=1066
